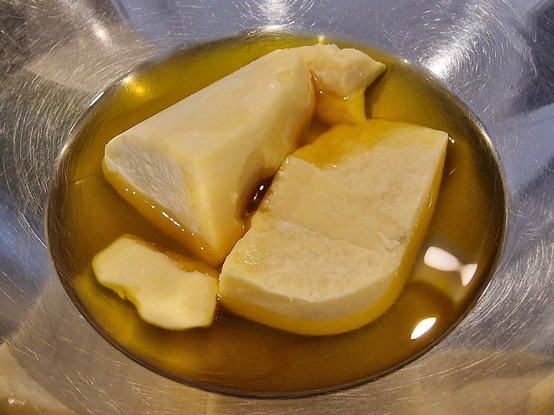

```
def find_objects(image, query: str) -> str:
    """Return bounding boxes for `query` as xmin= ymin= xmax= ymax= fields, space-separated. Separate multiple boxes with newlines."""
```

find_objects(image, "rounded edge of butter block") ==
xmin=219 ymin=213 xmax=400 ymax=336
xmin=219 ymin=276 xmax=408 ymax=336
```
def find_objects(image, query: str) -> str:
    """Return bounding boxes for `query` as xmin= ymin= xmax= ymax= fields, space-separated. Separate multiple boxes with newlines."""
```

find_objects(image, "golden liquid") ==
xmin=47 ymin=32 xmax=506 ymax=397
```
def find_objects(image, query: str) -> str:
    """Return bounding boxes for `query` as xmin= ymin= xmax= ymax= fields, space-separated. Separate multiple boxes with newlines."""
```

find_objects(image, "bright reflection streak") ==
xmin=259 ymin=0 xmax=291 ymax=26
xmin=91 ymin=21 xmax=112 ymax=47
xmin=424 ymin=246 xmax=477 ymax=287
xmin=460 ymin=263 xmax=478 ymax=286
xmin=424 ymin=15 xmax=481 ymax=79
xmin=410 ymin=317 xmax=437 ymax=340
xmin=426 ymin=54 xmax=453 ymax=79
xmin=122 ymin=75 xmax=148 ymax=97
xmin=89 ymin=90 xmax=104 ymax=107
xmin=424 ymin=246 xmax=459 ymax=271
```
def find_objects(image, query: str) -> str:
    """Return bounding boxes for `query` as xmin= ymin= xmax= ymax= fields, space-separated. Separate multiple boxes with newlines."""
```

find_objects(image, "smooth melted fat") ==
xmin=49 ymin=33 xmax=505 ymax=396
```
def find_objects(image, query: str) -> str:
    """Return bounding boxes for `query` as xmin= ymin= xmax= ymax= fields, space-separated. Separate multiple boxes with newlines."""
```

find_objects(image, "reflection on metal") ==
xmin=410 ymin=317 xmax=437 ymax=340
xmin=424 ymin=246 xmax=478 ymax=286
xmin=259 ymin=0 xmax=291 ymax=27
xmin=122 ymin=74 xmax=148 ymax=97
xmin=91 ymin=21 xmax=112 ymax=46
xmin=89 ymin=90 xmax=105 ymax=108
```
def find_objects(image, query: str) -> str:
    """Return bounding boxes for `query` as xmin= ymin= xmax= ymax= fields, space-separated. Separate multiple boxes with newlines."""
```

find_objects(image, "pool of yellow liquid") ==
xmin=47 ymin=31 xmax=506 ymax=397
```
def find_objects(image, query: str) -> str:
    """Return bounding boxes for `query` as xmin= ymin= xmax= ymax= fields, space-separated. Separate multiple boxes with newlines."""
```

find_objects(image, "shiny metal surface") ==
xmin=0 ymin=0 xmax=552 ymax=413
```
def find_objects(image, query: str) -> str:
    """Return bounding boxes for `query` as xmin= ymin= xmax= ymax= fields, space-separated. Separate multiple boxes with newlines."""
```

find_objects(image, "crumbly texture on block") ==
xmin=262 ymin=156 xmax=403 ymax=252
xmin=220 ymin=212 xmax=394 ymax=318
xmin=267 ymin=119 xmax=449 ymax=250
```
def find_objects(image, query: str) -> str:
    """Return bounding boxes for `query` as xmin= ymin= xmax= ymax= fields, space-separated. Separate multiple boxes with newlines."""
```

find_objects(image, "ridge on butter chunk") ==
xmin=102 ymin=45 xmax=385 ymax=266
xmin=219 ymin=119 xmax=448 ymax=336
xmin=92 ymin=234 xmax=218 ymax=330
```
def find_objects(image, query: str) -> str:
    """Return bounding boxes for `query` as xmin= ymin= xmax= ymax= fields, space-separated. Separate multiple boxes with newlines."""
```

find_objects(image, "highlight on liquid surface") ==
xmin=47 ymin=31 xmax=506 ymax=396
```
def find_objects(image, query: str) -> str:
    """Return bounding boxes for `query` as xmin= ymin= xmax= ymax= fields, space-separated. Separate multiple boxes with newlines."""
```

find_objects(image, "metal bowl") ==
xmin=1 ymin=0 xmax=552 ymax=413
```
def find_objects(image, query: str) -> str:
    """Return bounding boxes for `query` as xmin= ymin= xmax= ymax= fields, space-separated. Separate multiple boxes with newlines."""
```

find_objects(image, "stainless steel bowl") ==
xmin=1 ymin=0 xmax=552 ymax=413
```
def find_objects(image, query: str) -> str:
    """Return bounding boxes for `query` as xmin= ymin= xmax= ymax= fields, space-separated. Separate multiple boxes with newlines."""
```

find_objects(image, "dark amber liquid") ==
xmin=47 ymin=32 xmax=506 ymax=397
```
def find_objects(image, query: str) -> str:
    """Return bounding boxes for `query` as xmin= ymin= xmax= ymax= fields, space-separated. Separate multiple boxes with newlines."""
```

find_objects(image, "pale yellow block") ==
xmin=295 ymin=44 xmax=385 ymax=96
xmin=269 ymin=119 xmax=448 ymax=247
xmin=294 ymin=44 xmax=386 ymax=125
xmin=293 ymin=119 xmax=449 ymax=229
xmin=103 ymin=45 xmax=385 ymax=266
xmin=262 ymin=156 xmax=403 ymax=252
xmin=104 ymin=49 xmax=316 ymax=265
xmin=220 ymin=119 xmax=448 ymax=335
xmin=219 ymin=213 xmax=399 ymax=335
xmin=93 ymin=235 xmax=218 ymax=330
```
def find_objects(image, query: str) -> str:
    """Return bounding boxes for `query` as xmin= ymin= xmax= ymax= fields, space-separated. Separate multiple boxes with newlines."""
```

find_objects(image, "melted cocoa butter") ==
xmin=49 ymin=32 xmax=505 ymax=395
